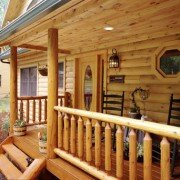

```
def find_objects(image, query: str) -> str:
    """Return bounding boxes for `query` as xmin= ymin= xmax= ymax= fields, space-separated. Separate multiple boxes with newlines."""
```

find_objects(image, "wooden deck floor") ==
xmin=12 ymin=129 xmax=179 ymax=180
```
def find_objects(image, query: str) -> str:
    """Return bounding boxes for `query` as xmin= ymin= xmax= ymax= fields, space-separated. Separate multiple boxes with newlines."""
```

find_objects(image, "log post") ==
xmin=161 ymin=137 xmax=170 ymax=180
xmin=95 ymin=121 xmax=101 ymax=168
xmin=144 ymin=133 xmax=152 ymax=180
xmin=116 ymin=125 xmax=123 ymax=179
xmin=70 ymin=115 xmax=76 ymax=155
xmin=129 ymin=129 xmax=137 ymax=180
xmin=86 ymin=119 xmax=92 ymax=163
xmin=105 ymin=123 xmax=112 ymax=173
xmin=47 ymin=28 xmax=58 ymax=158
xmin=10 ymin=46 xmax=17 ymax=133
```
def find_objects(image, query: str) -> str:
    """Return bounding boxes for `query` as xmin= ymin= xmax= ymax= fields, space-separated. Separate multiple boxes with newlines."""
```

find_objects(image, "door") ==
xmin=76 ymin=55 xmax=102 ymax=112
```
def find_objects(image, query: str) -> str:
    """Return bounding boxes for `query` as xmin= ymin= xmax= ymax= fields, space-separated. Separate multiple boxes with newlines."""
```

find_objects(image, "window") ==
xmin=58 ymin=62 xmax=64 ymax=88
xmin=159 ymin=49 xmax=180 ymax=76
xmin=20 ymin=67 xmax=37 ymax=96
xmin=0 ymin=75 xmax=1 ymax=87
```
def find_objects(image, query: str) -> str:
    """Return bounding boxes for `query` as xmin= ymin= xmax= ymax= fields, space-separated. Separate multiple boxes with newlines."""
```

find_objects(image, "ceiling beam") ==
xmin=19 ymin=44 xmax=71 ymax=54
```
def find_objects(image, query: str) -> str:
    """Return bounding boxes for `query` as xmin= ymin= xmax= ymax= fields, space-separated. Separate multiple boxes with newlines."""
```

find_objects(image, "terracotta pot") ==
xmin=13 ymin=126 xmax=26 ymax=136
xmin=39 ymin=140 xmax=47 ymax=154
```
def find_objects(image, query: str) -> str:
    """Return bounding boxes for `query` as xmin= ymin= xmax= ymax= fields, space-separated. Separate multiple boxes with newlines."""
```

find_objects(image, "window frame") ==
xmin=20 ymin=66 xmax=37 ymax=97
xmin=58 ymin=61 xmax=65 ymax=89
xmin=157 ymin=48 xmax=180 ymax=78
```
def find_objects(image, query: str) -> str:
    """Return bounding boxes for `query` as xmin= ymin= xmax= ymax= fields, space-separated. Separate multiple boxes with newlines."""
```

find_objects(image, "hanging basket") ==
xmin=39 ymin=140 xmax=47 ymax=154
xmin=13 ymin=126 xmax=26 ymax=136
xmin=38 ymin=65 xmax=48 ymax=76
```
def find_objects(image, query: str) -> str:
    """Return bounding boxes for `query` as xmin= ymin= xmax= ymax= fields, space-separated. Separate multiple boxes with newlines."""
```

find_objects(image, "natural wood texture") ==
xmin=0 ymin=136 xmax=13 ymax=154
xmin=2 ymin=143 xmax=28 ymax=171
xmin=10 ymin=46 xmax=17 ymax=133
xmin=54 ymin=106 xmax=180 ymax=140
xmin=12 ymin=129 xmax=162 ymax=179
xmin=19 ymin=158 xmax=46 ymax=180
xmin=161 ymin=138 xmax=170 ymax=180
xmin=47 ymin=158 xmax=96 ymax=180
xmin=47 ymin=28 xmax=58 ymax=158
xmin=78 ymin=117 xmax=84 ymax=159
xmin=63 ymin=113 xmax=69 ymax=151
xmin=26 ymin=100 xmax=29 ymax=123
xmin=58 ymin=112 xmax=63 ymax=149
xmin=19 ymin=44 xmax=71 ymax=54
xmin=54 ymin=148 xmax=116 ymax=180
xmin=70 ymin=115 xmax=76 ymax=155
xmin=86 ymin=119 xmax=92 ymax=163
xmin=95 ymin=121 xmax=101 ymax=168
xmin=0 ymin=154 xmax=22 ymax=179
xmin=32 ymin=99 xmax=36 ymax=123
xmin=144 ymin=133 xmax=152 ymax=180
xmin=105 ymin=123 xmax=112 ymax=173
xmin=116 ymin=125 xmax=123 ymax=179
xmin=129 ymin=129 xmax=137 ymax=180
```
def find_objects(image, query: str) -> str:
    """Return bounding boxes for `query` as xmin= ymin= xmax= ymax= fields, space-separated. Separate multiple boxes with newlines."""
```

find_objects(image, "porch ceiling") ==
xmin=1 ymin=0 xmax=180 ymax=54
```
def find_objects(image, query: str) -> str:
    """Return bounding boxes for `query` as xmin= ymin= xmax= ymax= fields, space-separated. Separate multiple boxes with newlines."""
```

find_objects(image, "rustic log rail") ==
xmin=54 ymin=106 xmax=180 ymax=180
xmin=18 ymin=92 xmax=70 ymax=126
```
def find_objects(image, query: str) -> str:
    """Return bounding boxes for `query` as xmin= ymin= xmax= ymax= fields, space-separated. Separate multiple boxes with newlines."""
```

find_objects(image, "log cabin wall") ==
xmin=106 ymin=34 xmax=180 ymax=123
xmin=16 ymin=34 xmax=180 ymax=124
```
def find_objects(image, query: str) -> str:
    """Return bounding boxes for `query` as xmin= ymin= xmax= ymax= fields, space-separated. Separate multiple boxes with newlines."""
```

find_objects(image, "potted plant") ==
xmin=13 ymin=119 xmax=26 ymax=136
xmin=129 ymin=106 xmax=139 ymax=119
xmin=123 ymin=140 xmax=144 ymax=162
xmin=38 ymin=128 xmax=47 ymax=154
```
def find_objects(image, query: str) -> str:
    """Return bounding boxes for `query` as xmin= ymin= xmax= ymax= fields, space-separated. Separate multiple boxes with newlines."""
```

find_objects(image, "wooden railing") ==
xmin=18 ymin=92 xmax=71 ymax=126
xmin=54 ymin=106 xmax=180 ymax=180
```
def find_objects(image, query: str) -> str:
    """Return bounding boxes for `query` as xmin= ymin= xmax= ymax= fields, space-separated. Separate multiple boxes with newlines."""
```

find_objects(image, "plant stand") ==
xmin=13 ymin=126 xmax=26 ymax=136
xmin=39 ymin=140 xmax=47 ymax=154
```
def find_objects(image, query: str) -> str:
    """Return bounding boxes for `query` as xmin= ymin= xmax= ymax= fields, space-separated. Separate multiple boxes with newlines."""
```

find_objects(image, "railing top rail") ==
xmin=54 ymin=106 xmax=180 ymax=140
xmin=18 ymin=95 xmax=65 ymax=100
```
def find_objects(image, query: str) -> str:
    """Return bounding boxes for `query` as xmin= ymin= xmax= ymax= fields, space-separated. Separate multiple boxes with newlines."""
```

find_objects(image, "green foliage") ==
xmin=0 ymin=0 xmax=9 ymax=27
xmin=1 ymin=114 xmax=9 ymax=133
xmin=38 ymin=128 xmax=47 ymax=142
xmin=14 ymin=119 xmax=26 ymax=127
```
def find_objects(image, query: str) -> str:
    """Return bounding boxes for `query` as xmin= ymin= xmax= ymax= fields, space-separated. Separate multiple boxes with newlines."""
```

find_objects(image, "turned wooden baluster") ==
xmin=39 ymin=99 xmax=42 ymax=123
xmin=44 ymin=99 xmax=47 ymax=122
xmin=64 ymin=113 xmax=69 ymax=151
xmin=116 ymin=125 xmax=124 ymax=179
xmin=58 ymin=112 xmax=63 ymax=149
xmin=95 ymin=121 xmax=101 ymax=169
xmin=161 ymin=137 xmax=170 ymax=180
xmin=70 ymin=115 xmax=76 ymax=155
xmin=19 ymin=100 xmax=23 ymax=120
xmin=105 ymin=123 xmax=111 ymax=174
xmin=129 ymin=129 xmax=137 ymax=180
xmin=32 ymin=99 xmax=36 ymax=123
xmin=144 ymin=133 xmax=152 ymax=180
xmin=26 ymin=100 xmax=29 ymax=123
xmin=86 ymin=119 xmax=92 ymax=163
xmin=78 ymin=116 xmax=84 ymax=160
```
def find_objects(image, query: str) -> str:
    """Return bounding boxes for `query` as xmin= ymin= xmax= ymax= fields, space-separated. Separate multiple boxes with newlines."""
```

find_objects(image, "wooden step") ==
xmin=2 ymin=143 xmax=29 ymax=171
xmin=0 ymin=154 xmax=22 ymax=179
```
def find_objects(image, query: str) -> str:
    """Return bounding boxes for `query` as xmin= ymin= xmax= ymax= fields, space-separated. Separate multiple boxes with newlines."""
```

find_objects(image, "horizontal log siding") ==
xmin=106 ymin=34 xmax=180 ymax=123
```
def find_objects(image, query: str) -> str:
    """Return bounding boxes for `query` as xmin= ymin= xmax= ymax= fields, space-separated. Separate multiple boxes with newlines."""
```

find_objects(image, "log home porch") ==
xmin=0 ymin=0 xmax=180 ymax=179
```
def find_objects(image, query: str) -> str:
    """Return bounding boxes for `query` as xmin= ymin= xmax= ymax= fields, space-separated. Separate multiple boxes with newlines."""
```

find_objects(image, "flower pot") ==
xmin=13 ymin=126 xmax=26 ymax=136
xmin=39 ymin=140 xmax=47 ymax=154
xmin=129 ymin=112 xmax=138 ymax=119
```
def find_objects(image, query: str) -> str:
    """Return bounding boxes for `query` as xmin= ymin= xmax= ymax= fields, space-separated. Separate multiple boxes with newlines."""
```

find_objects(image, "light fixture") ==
xmin=104 ymin=26 xmax=114 ymax=31
xmin=109 ymin=48 xmax=120 ymax=68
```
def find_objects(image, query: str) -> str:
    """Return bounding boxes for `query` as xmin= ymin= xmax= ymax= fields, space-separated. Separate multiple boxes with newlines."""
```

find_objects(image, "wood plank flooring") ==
xmin=12 ymin=129 xmax=180 ymax=180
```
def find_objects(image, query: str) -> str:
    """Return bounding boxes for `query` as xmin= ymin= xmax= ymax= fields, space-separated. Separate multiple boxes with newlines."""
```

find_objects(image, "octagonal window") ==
xmin=160 ymin=49 xmax=180 ymax=76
